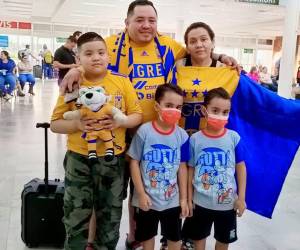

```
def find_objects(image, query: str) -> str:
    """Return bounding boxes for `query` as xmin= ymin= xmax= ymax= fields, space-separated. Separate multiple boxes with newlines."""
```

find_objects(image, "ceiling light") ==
xmin=83 ymin=2 xmax=115 ymax=7
xmin=70 ymin=14 xmax=94 ymax=18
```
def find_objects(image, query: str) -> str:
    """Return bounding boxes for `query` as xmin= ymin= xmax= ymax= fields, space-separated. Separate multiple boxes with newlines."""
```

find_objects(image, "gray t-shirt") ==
xmin=127 ymin=122 xmax=189 ymax=211
xmin=189 ymin=129 xmax=244 ymax=211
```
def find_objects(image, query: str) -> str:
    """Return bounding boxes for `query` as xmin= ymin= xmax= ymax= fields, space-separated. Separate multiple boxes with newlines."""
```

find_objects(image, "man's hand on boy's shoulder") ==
xmin=234 ymin=199 xmax=246 ymax=217
xmin=59 ymin=67 xmax=82 ymax=95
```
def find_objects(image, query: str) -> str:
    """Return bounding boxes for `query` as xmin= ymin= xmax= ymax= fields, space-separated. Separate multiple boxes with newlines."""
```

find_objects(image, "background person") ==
xmin=0 ymin=50 xmax=17 ymax=100
xmin=18 ymin=54 xmax=35 ymax=95
xmin=53 ymin=35 xmax=78 ymax=85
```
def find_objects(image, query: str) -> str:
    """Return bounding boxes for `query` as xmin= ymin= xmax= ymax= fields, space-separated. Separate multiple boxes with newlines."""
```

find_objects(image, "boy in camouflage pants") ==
xmin=50 ymin=32 xmax=142 ymax=250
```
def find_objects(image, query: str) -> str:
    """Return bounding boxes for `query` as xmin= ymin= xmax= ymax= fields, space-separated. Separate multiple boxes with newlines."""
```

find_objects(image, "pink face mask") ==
xmin=159 ymin=108 xmax=181 ymax=125
xmin=207 ymin=113 xmax=228 ymax=130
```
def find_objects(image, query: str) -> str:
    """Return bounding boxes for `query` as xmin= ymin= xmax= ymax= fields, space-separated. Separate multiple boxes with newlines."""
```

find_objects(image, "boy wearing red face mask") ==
xmin=182 ymin=87 xmax=247 ymax=250
xmin=127 ymin=83 xmax=190 ymax=250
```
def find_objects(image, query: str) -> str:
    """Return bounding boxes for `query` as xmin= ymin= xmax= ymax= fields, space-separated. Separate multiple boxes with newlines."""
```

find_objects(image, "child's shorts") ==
xmin=182 ymin=205 xmax=237 ymax=244
xmin=134 ymin=206 xmax=182 ymax=242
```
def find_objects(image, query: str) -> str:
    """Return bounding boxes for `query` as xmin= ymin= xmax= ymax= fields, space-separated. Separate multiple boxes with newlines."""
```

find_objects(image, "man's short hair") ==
xmin=77 ymin=32 xmax=106 ymax=49
xmin=67 ymin=35 xmax=77 ymax=43
xmin=127 ymin=0 xmax=157 ymax=17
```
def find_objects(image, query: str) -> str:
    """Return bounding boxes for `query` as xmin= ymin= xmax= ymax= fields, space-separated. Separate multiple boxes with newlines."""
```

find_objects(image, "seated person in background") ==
xmin=18 ymin=54 xmax=35 ymax=95
xmin=259 ymin=66 xmax=277 ymax=92
xmin=247 ymin=66 xmax=259 ymax=83
xmin=0 ymin=50 xmax=17 ymax=100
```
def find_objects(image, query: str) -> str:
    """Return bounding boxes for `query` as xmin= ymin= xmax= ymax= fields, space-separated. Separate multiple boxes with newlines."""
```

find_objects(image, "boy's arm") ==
xmin=130 ymin=159 xmax=152 ymax=211
xmin=50 ymin=119 xmax=81 ymax=134
xmin=235 ymin=161 xmax=247 ymax=217
xmin=187 ymin=166 xmax=195 ymax=216
xmin=178 ymin=162 xmax=189 ymax=218
xmin=122 ymin=113 xmax=141 ymax=128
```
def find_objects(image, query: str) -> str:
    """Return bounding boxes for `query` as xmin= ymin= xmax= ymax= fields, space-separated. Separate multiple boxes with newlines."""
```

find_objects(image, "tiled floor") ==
xmin=0 ymin=80 xmax=299 ymax=250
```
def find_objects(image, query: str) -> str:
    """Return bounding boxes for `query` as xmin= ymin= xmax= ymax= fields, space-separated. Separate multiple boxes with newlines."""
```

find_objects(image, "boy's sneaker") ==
xmin=85 ymin=242 xmax=94 ymax=250
xmin=160 ymin=237 xmax=168 ymax=250
xmin=181 ymin=239 xmax=194 ymax=250
xmin=125 ymin=234 xmax=143 ymax=250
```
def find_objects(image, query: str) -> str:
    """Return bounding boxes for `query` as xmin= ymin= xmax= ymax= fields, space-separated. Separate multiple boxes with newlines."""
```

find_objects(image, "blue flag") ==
xmin=228 ymin=74 xmax=300 ymax=218
xmin=176 ymin=67 xmax=300 ymax=218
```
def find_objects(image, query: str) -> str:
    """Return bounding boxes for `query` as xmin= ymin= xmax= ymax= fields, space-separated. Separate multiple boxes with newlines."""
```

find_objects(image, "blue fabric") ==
xmin=180 ymin=138 xmax=190 ymax=162
xmin=0 ymin=74 xmax=16 ymax=94
xmin=42 ymin=63 xmax=53 ymax=79
xmin=235 ymin=140 xmax=245 ymax=164
xmin=227 ymin=74 xmax=300 ymax=218
xmin=0 ymin=59 xmax=16 ymax=74
xmin=19 ymin=73 xmax=35 ymax=87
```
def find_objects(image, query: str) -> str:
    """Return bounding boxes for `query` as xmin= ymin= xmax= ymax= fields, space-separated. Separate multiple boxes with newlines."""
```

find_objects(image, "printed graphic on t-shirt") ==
xmin=196 ymin=147 xmax=233 ymax=204
xmin=143 ymin=144 xmax=179 ymax=201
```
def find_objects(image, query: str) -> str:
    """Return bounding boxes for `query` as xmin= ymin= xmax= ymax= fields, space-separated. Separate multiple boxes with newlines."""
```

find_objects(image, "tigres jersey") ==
xmin=51 ymin=70 xmax=142 ymax=156
xmin=176 ymin=66 xmax=239 ymax=135
xmin=106 ymin=34 xmax=185 ymax=122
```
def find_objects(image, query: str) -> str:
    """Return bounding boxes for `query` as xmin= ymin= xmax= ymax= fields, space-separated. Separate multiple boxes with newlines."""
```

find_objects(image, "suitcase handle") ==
xmin=36 ymin=122 xmax=50 ymax=195
xmin=36 ymin=123 xmax=50 ymax=129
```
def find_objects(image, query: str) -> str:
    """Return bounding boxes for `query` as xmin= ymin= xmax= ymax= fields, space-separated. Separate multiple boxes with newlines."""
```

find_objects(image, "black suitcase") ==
xmin=21 ymin=122 xmax=65 ymax=248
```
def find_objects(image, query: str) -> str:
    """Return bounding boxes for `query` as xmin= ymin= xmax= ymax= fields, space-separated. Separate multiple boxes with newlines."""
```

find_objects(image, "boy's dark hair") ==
xmin=77 ymin=32 xmax=106 ymax=49
xmin=155 ymin=84 xmax=183 ymax=103
xmin=203 ymin=87 xmax=231 ymax=107
xmin=184 ymin=22 xmax=215 ymax=45
xmin=67 ymin=35 xmax=77 ymax=43
xmin=127 ymin=0 xmax=157 ymax=17
xmin=73 ymin=31 xmax=82 ymax=37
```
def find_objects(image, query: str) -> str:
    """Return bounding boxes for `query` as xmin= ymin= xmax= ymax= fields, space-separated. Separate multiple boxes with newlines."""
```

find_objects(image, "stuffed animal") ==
xmin=63 ymin=86 xmax=128 ymax=163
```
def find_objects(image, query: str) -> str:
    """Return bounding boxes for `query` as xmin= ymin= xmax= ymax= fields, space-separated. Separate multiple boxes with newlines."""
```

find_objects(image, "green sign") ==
xmin=239 ymin=0 xmax=279 ymax=4
xmin=244 ymin=48 xmax=254 ymax=54
xmin=56 ymin=37 xmax=67 ymax=43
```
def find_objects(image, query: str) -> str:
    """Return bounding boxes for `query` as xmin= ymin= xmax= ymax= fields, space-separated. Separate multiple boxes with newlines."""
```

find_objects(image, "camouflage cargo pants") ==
xmin=63 ymin=150 xmax=125 ymax=250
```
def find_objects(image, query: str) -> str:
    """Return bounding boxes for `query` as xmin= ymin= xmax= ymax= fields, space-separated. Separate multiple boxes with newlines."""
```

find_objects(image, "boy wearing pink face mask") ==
xmin=127 ymin=83 xmax=190 ymax=250
xmin=182 ymin=87 xmax=247 ymax=250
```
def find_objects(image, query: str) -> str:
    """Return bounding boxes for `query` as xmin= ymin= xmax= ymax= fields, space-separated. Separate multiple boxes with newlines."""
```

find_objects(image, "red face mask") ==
xmin=159 ymin=108 xmax=181 ymax=125
xmin=207 ymin=113 xmax=228 ymax=130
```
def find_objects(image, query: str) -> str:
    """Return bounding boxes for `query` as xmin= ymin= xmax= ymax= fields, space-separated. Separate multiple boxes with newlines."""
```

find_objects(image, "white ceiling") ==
xmin=0 ymin=0 xmax=294 ymax=38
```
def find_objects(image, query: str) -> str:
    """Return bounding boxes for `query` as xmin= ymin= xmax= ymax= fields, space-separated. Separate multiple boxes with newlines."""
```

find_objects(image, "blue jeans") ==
xmin=43 ymin=63 xmax=53 ymax=79
xmin=19 ymin=73 xmax=35 ymax=89
xmin=0 ymin=73 xmax=16 ymax=95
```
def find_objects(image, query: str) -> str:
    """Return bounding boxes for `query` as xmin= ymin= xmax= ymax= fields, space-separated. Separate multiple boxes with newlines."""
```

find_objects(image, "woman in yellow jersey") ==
xmin=176 ymin=22 xmax=225 ymax=137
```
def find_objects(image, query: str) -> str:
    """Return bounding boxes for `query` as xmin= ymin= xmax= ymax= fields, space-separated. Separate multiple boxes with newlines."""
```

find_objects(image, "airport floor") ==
xmin=0 ymin=79 xmax=299 ymax=250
